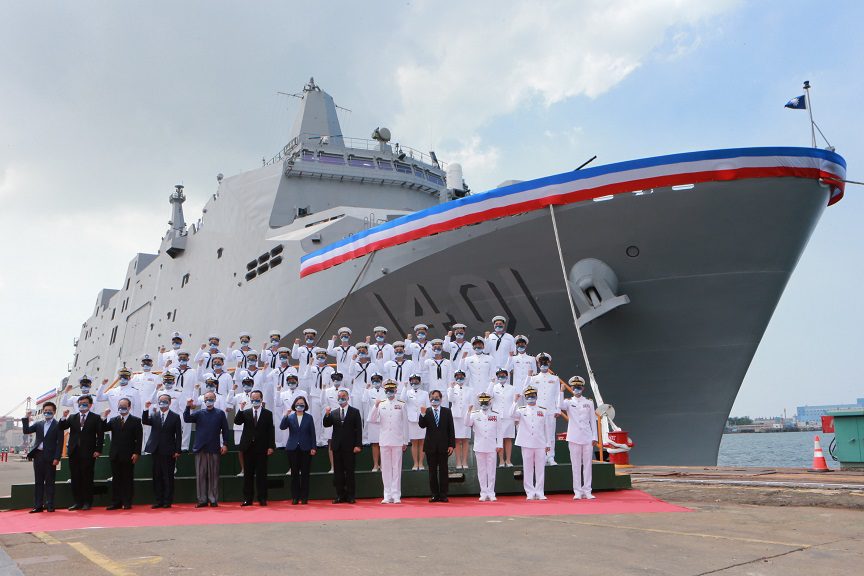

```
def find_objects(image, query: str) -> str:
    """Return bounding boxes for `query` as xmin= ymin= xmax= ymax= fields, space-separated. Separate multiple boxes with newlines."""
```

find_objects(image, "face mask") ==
xmin=164 ymin=382 xmax=174 ymax=389
xmin=395 ymin=350 xmax=405 ymax=357
xmin=43 ymin=412 xmax=54 ymax=419
xmin=433 ymin=347 xmax=443 ymax=353
xmin=78 ymin=404 xmax=90 ymax=412
xmin=243 ymin=384 xmax=253 ymax=393
xmin=294 ymin=404 xmax=306 ymax=412
xmin=455 ymin=332 xmax=464 ymax=340
xmin=288 ymin=381 xmax=298 ymax=389
xmin=247 ymin=359 xmax=258 ymax=367
xmin=213 ymin=363 xmax=223 ymax=370
xmin=204 ymin=399 xmax=215 ymax=408
xmin=241 ymin=341 xmax=250 ymax=348
xmin=332 ymin=378 xmax=343 ymax=386
xmin=316 ymin=357 xmax=326 ymax=365
xmin=340 ymin=335 xmax=350 ymax=342
xmin=358 ymin=352 xmax=369 ymax=359
xmin=172 ymin=342 xmax=182 ymax=349
xmin=118 ymin=407 xmax=129 ymax=415
xmin=209 ymin=343 xmax=218 ymax=350
xmin=80 ymin=387 xmax=91 ymax=395
xmin=375 ymin=335 xmax=384 ymax=342
xmin=279 ymin=357 xmax=289 ymax=365
xmin=480 ymin=403 xmax=490 ymax=411
xmin=178 ymin=359 xmax=189 ymax=366
xmin=430 ymin=398 xmax=441 ymax=407
xmin=410 ymin=382 xmax=420 ymax=389
xmin=573 ymin=387 xmax=584 ymax=396
xmin=497 ymin=375 xmax=507 ymax=382
xmin=526 ymin=397 xmax=537 ymax=405
xmin=416 ymin=332 xmax=426 ymax=340
xmin=305 ymin=338 xmax=314 ymax=345
xmin=142 ymin=364 xmax=152 ymax=372
xmin=473 ymin=348 xmax=483 ymax=355
xmin=337 ymin=398 xmax=348 ymax=406
xmin=158 ymin=401 xmax=170 ymax=409
xmin=494 ymin=325 xmax=504 ymax=333
xmin=373 ymin=381 xmax=382 ymax=389
xmin=251 ymin=399 xmax=262 ymax=407
xmin=385 ymin=391 xmax=395 ymax=399
xmin=455 ymin=378 xmax=465 ymax=384
xmin=206 ymin=385 xmax=217 ymax=392
xmin=516 ymin=346 xmax=526 ymax=353
xmin=270 ymin=338 xmax=280 ymax=345
xmin=119 ymin=378 xmax=129 ymax=386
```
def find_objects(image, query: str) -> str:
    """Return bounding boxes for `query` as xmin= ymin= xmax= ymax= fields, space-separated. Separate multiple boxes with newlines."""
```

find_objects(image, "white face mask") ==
xmin=142 ymin=364 xmax=152 ymax=372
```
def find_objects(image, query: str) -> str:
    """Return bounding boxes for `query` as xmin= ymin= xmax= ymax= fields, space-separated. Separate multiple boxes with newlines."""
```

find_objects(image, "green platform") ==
xmin=1 ymin=440 xmax=630 ymax=510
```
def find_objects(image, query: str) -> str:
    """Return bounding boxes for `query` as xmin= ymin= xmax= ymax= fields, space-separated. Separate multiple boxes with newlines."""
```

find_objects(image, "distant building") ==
xmin=796 ymin=399 xmax=864 ymax=423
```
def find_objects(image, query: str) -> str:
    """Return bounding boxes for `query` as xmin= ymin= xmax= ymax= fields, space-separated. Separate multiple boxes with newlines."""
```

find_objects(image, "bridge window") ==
xmin=301 ymin=150 xmax=316 ymax=162
xmin=426 ymin=171 xmax=445 ymax=186
xmin=394 ymin=161 xmax=412 ymax=174
xmin=348 ymin=155 xmax=375 ymax=168
xmin=318 ymin=152 xmax=345 ymax=165
xmin=377 ymin=159 xmax=393 ymax=170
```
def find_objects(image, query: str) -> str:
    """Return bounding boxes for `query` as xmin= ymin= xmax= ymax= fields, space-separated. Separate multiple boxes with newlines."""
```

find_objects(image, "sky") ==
xmin=1 ymin=0 xmax=861 ymax=419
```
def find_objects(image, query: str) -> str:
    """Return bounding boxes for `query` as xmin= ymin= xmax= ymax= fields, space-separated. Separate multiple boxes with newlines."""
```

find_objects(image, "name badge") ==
xmin=537 ymin=411 xmax=544 ymax=417
xmin=488 ymin=416 xmax=497 ymax=422
xmin=394 ymin=405 xmax=402 ymax=410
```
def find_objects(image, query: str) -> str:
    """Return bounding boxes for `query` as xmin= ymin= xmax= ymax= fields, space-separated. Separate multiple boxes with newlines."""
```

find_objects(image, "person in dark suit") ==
xmin=322 ymin=388 xmax=363 ymax=503
xmin=142 ymin=394 xmax=183 ymax=508
xmin=101 ymin=398 xmax=143 ymax=509
xmin=58 ymin=395 xmax=104 ymax=510
xmin=233 ymin=390 xmax=276 ymax=506
xmin=21 ymin=402 xmax=63 ymax=512
xmin=418 ymin=389 xmax=456 ymax=502
xmin=279 ymin=396 xmax=317 ymax=504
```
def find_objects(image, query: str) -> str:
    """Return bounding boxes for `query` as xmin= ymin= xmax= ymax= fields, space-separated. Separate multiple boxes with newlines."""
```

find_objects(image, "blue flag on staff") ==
xmin=785 ymin=95 xmax=807 ymax=109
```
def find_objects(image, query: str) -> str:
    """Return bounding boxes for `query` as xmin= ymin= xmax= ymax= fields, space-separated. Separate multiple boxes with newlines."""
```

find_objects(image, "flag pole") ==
xmin=804 ymin=80 xmax=816 ymax=148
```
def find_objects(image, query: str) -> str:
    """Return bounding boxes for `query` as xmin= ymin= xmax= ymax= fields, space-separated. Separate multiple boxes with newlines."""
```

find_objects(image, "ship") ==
xmin=65 ymin=78 xmax=847 ymax=465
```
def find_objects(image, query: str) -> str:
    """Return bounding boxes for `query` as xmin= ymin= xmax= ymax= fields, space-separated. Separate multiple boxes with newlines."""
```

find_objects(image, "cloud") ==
xmin=391 ymin=0 xmax=740 ymax=164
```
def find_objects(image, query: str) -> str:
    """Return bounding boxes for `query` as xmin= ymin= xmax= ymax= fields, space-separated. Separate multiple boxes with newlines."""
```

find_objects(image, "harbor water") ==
xmin=718 ymin=430 xmax=836 ymax=468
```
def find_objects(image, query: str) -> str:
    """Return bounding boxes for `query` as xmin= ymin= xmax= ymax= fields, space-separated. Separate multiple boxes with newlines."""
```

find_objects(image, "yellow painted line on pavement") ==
xmin=67 ymin=541 xmax=138 ymax=576
xmin=32 ymin=531 xmax=62 ymax=545
xmin=125 ymin=556 xmax=162 ymax=567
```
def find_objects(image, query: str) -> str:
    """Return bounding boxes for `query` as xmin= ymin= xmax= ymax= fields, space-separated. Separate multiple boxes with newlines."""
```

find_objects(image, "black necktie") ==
xmin=271 ymin=350 xmax=277 ymax=369
xmin=161 ymin=412 xmax=165 ymax=425
xmin=206 ymin=356 xmax=212 ymax=369
xmin=341 ymin=346 xmax=349 ymax=361
xmin=241 ymin=350 xmax=248 ymax=368
xmin=435 ymin=360 xmax=444 ymax=379
xmin=495 ymin=336 xmax=502 ymax=351
xmin=316 ymin=368 xmax=325 ymax=390
xmin=395 ymin=361 xmax=403 ymax=381
xmin=279 ymin=369 xmax=287 ymax=388
xmin=340 ymin=408 xmax=345 ymax=422
xmin=254 ymin=409 xmax=258 ymax=424
xmin=454 ymin=342 xmax=465 ymax=360
xmin=357 ymin=363 xmax=368 ymax=383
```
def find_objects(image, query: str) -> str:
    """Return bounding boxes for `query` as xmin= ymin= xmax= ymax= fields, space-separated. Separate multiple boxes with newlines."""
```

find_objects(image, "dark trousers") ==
xmin=426 ymin=451 xmax=449 ymax=498
xmin=152 ymin=453 xmax=176 ymax=506
xmin=287 ymin=449 xmax=311 ymax=501
xmin=242 ymin=449 xmax=269 ymax=503
xmin=110 ymin=457 xmax=135 ymax=506
xmin=31 ymin=452 xmax=56 ymax=508
xmin=69 ymin=452 xmax=96 ymax=506
xmin=332 ymin=449 xmax=356 ymax=499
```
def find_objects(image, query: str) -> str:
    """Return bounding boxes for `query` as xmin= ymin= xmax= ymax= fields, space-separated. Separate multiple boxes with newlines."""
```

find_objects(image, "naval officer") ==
xmin=157 ymin=331 xmax=184 ymax=371
xmin=229 ymin=332 xmax=256 ymax=370
xmin=368 ymin=380 xmax=408 ymax=503
xmin=61 ymin=374 xmax=93 ymax=410
xmin=561 ymin=376 xmax=598 ymax=499
xmin=97 ymin=368 xmax=143 ymax=419
xmin=488 ymin=367 xmax=517 ymax=467
xmin=370 ymin=326 xmax=396 ymax=364
xmin=485 ymin=315 xmax=516 ymax=369
xmin=261 ymin=330 xmax=283 ymax=370
xmin=510 ymin=386 xmax=550 ymax=500
xmin=326 ymin=327 xmax=357 ymax=375
xmin=132 ymin=354 xmax=161 ymax=448
xmin=524 ymin=352 xmax=562 ymax=465
xmin=383 ymin=340 xmax=415 ymax=386
xmin=462 ymin=336 xmax=495 ymax=390
xmin=466 ymin=392 xmax=502 ymax=501
xmin=194 ymin=335 xmax=223 ymax=371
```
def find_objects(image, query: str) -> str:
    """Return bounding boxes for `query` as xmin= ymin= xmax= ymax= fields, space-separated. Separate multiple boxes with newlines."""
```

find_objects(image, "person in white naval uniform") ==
xmin=305 ymin=348 xmax=333 ymax=447
xmin=382 ymin=341 xmax=415 ymax=387
xmin=405 ymin=323 xmax=433 ymax=383
xmin=326 ymin=327 xmax=357 ymax=376
xmin=368 ymin=380 xmax=408 ymax=503
xmin=423 ymin=339 xmax=452 ymax=394
xmin=510 ymin=386 xmax=551 ymax=500
xmin=192 ymin=374 xmax=229 ymax=412
xmin=132 ymin=355 xmax=161 ymax=447
xmin=157 ymin=331 xmax=184 ymax=371
xmin=229 ymin=332 xmax=256 ymax=371
xmin=485 ymin=315 xmax=516 ymax=369
xmin=524 ymin=352 xmax=562 ymax=465
xmin=445 ymin=323 xmax=472 ymax=368
xmin=369 ymin=326 xmax=396 ymax=365
xmin=274 ymin=374 xmax=307 ymax=448
xmin=291 ymin=328 xmax=319 ymax=373
xmin=321 ymin=371 xmax=348 ymax=472
xmin=400 ymin=373 xmax=428 ymax=470
xmin=462 ymin=337 xmax=496 ymax=390
xmin=233 ymin=350 xmax=264 ymax=393
xmin=202 ymin=353 xmax=231 ymax=397
xmin=226 ymin=375 xmax=255 ymax=476
xmin=260 ymin=330 xmax=283 ymax=371
xmin=266 ymin=347 xmax=296 ymax=416
xmin=506 ymin=335 xmax=537 ymax=391
xmin=193 ymin=335 xmax=223 ymax=372
xmin=348 ymin=342 xmax=377 ymax=408
xmin=561 ymin=376 xmax=598 ymax=499
xmin=361 ymin=374 xmax=386 ymax=470
xmin=487 ymin=366 xmax=517 ymax=467
xmin=97 ymin=369 xmax=143 ymax=421
xmin=169 ymin=349 xmax=200 ymax=402
xmin=61 ymin=375 xmax=93 ymax=410
xmin=466 ymin=392 xmax=502 ymax=501
xmin=447 ymin=369 xmax=472 ymax=469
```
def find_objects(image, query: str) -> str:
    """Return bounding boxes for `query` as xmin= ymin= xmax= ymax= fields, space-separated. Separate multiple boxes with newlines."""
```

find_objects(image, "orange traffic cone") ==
xmin=810 ymin=435 xmax=830 ymax=472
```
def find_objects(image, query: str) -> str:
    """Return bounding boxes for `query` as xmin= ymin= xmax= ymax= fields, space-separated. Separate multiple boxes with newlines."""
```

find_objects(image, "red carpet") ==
xmin=0 ymin=491 xmax=688 ymax=535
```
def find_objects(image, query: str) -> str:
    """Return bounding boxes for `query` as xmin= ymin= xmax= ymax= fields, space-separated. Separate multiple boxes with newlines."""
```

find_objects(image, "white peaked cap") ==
xmin=492 ymin=315 xmax=507 ymax=323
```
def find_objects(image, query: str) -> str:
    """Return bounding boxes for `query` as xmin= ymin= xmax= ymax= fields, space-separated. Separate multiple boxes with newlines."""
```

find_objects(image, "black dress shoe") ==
xmin=151 ymin=504 xmax=163 ymax=509
xmin=46 ymin=507 xmax=55 ymax=512
xmin=80 ymin=504 xmax=91 ymax=511
xmin=346 ymin=498 xmax=356 ymax=504
xmin=292 ymin=499 xmax=299 ymax=505
xmin=332 ymin=498 xmax=343 ymax=504
xmin=210 ymin=502 xmax=218 ymax=507
xmin=29 ymin=507 xmax=44 ymax=513
xmin=241 ymin=501 xmax=253 ymax=507
xmin=163 ymin=504 xmax=172 ymax=509
xmin=428 ymin=497 xmax=438 ymax=503
xmin=439 ymin=497 xmax=449 ymax=502
xmin=106 ymin=504 xmax=121 ymax=510
xmin=122 ymin=505 xmax=132 ymax=510
xmin=68 ymin=504 xmax=80 ymax=511
xmin=195 ymin=502 xmax=208 ymax=508
xmin=301 ymin=499 xmax=308 ymax=505
xmin=258 ymin=501 xmax=268 ymax=507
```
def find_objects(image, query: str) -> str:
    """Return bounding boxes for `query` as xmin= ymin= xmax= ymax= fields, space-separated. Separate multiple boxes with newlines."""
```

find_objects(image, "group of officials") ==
xmin=22 ymin=316 xmax=599 ymax=512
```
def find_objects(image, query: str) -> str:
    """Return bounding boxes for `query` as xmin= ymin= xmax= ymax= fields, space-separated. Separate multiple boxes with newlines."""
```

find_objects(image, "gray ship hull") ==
xmin=295 ymin=177 xmax=828 ymax=465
